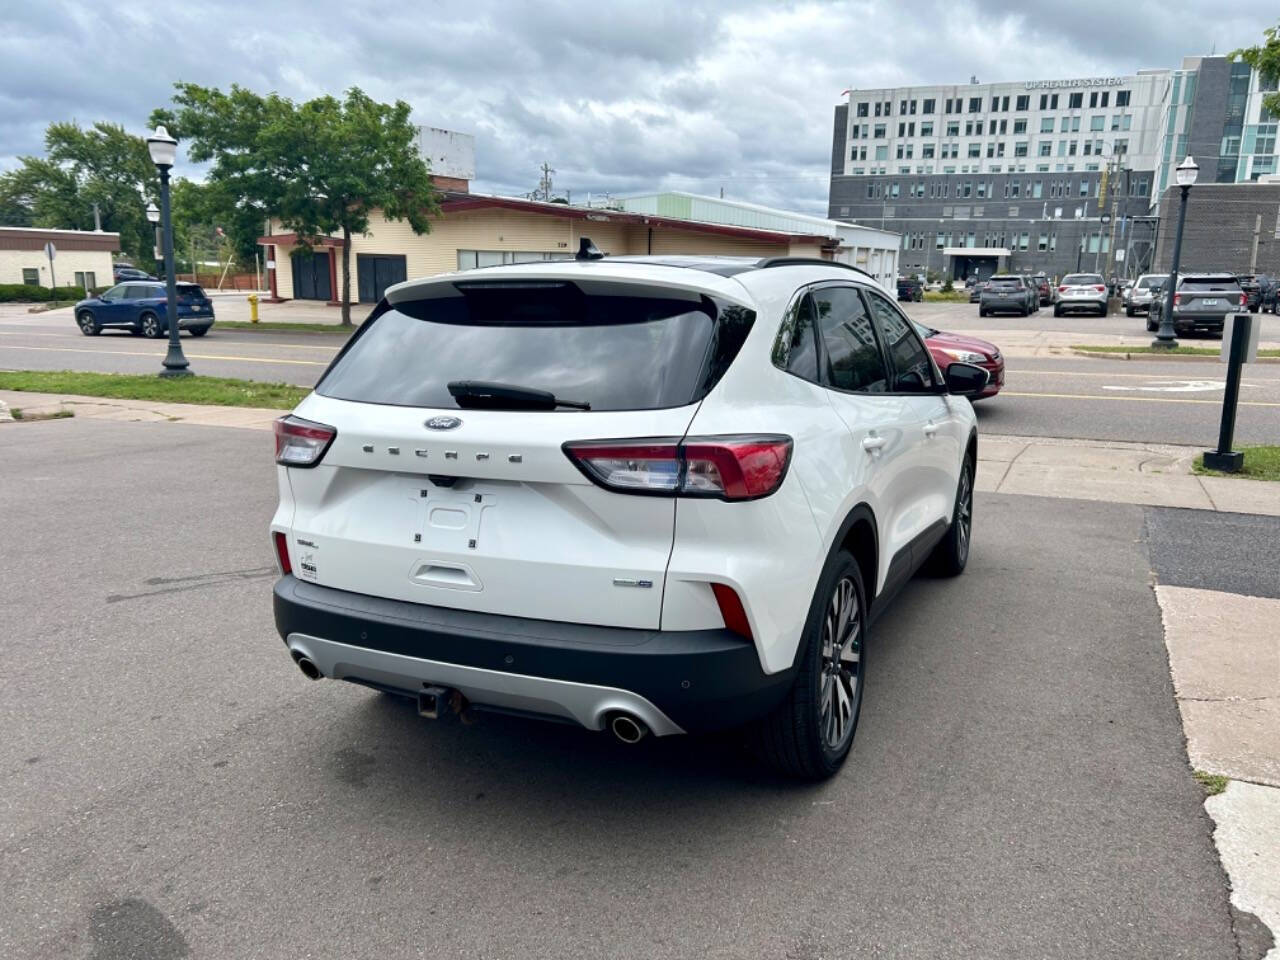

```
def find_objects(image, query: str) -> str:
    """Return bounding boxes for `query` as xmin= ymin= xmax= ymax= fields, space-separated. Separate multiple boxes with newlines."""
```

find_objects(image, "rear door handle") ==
xmin=923 ymin=421 xmax=938 ymax=438
xmin=862 ymin=435 xmax=886 ymax=452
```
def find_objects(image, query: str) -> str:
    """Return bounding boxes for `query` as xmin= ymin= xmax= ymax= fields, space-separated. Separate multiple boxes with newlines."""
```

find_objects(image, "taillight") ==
xmin=563 ymin=435 xmax=793 ymax=501
xmin=711 ymin=582 xmax=753 ymax=640
xmin=273 ymin=531 xmax=292 ymax=575
xmin=1173 ymin=293 xmax=1183 ymax=307
xmin=1093 ymin=285 xmax=1106 ymax=293
xmin=274 ymin=415 xmax=336 ymax=467
xmin=1057 ymin=285 xmax=1067 ymax=293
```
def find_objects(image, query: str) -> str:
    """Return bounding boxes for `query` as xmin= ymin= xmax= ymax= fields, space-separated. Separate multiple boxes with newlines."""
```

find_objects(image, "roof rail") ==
xmin=754 ymin=257 xmax=876 ymax=281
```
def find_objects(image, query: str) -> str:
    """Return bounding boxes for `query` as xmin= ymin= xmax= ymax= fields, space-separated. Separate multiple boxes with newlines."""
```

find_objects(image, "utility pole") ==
xmin=537 ymin=162 xmax=555 ymax=202
xmin=1249 ymin=214 xmax=1262 ymax=273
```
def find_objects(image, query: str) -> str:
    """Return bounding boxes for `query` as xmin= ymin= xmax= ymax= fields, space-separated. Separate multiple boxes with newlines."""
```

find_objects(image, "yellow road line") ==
xmin=1001 ymin=390 xmax=1280 ymax=407
xmin=0 ymin=344 xmax=327 ymax=366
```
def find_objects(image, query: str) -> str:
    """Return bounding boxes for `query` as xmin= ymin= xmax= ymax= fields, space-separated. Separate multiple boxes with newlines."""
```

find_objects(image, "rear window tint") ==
xmin=1063 ymin=274 xmax=1103 ymax=285
xmin=318 ymin=284 xmax=754 ymax=411
xmin=988 ymin=278 xmax=1022 ymax=288
xmin=176 ymin=284 xmax=206 ymax=297
xmin=1180 ymin=278 xmax=1240 ymax=291
xmin=1138 ymin=276 xmax=1167 ymax=289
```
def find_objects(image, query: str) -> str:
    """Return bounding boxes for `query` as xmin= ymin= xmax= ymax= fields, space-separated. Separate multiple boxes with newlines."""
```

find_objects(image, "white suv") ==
xmin=270 ymin=250 xmax=985 ymax=779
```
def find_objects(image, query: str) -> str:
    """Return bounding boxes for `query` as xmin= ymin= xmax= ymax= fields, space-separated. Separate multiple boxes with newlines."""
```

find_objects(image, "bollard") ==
xmin=248 ymin=292 xmax=259 ymax=324
xmin=1202 ymin=313 xmax=1257 ymax=472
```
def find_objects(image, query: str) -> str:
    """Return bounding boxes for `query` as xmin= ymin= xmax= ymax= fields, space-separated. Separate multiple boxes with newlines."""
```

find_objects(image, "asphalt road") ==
xmin=0 ymin=418 xmax=1238 ymax=959
xmin=3 ymin=302 xmax=1278 ymax=447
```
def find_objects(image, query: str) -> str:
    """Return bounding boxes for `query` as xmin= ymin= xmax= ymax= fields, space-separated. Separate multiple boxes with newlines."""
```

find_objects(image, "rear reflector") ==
xmin=273 ymin=531 xmax=292 ymax=575
xmin=274 ymin=415 xmax=336 ymax=467
xmin=711 ymin=583 xmax=753 ymax=640
xmin=563 ymin=435 xmax=792 ymax=501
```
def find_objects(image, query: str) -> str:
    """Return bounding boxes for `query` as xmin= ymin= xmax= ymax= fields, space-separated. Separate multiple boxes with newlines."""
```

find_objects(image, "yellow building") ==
xmin=258 ymin=193 xmax=851 ymax=304
xmin=0 ymin=227 xmax=119 ymax=290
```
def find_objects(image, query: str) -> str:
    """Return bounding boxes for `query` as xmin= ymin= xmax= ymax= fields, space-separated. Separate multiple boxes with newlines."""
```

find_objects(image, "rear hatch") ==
xmin=984 ymin=278 xmax=1023 ymax=299
xmin=283 ymin=271 xmax=754 ymax=630
xmin=1176 ymin=276 xmax=1241 ymax=315
xmin=1059 ymin=274 xmax=1105 ymax=299
xmin=176 ymin=283 xmax=212 ymax=317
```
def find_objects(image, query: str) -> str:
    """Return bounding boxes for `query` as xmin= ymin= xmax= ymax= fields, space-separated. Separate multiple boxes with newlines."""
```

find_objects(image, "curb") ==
xmin=1070 ymin=349 xmax=1280 ymax=364
xmin=0 ymin=400 xmax=11 ymax=422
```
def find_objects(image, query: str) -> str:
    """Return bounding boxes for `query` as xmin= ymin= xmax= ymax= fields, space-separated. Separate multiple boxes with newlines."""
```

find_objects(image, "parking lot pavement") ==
xmin=0 ymin=417 xmax=1241 ymax=959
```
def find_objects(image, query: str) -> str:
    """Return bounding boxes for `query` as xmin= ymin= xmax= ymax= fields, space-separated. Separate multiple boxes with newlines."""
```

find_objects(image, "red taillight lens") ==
xmin=1093 ymin=285 xmax=1106 ymax=293
xmin=711 ymin=582 xmax=753 ymax=640
xmin=1173 ymin=293 xmax=1183 ymax=307
xmin=563 ymin=435 xmax=793 ymax=501
xmin=273 ymin=531 xmax=292 ymax=575
xmin=274 ymin=415 xmax=336 ymax=467
xmin=1057 ymin=285 xmax=1067 ymax=293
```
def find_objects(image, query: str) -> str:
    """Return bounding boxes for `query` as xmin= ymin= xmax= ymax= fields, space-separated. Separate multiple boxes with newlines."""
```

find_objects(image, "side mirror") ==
xmin=945 ymin=362 xmax=989 ymax=398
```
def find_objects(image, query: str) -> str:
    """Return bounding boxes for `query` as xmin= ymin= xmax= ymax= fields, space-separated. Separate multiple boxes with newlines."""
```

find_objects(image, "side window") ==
xmin=811 ymin=286 xmax=889 ymax=393
xmin=101 ymin=284 xmax=125 ymax=301
xmin=864 ymin=291 xmax=937 ymax=393
xmin=771 ymin=291 xmax=819 ymax=383
xmin=122 ymin=285 xmax=146 ymax=300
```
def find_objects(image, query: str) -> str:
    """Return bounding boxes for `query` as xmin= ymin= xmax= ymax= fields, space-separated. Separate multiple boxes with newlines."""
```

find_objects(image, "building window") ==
xmin=946 ymin=121 xmax=959 ymax=136
xmin=22 ymin=268 xmax=39 ymax=286
xmin=922 ymin=144 xmax=935 ymax=159
xmin=1116 ymin=90 xmax=1130 ymax=107
xmin=1039 ymin=140 xmax=1052 ymax=157
xmin=1011 ymin=181 xmax=1021 ymax=198
xmin=874 ymin=124 xmax=886 ymax=138
xmin=921 ymin=121 xmax=934 ymax=137
xmin=1015 ymin=94 xmax=1029 ymax=111
xmin=890 ymin=183 xmax=900 ymax=198
xmin=968 ymin=143 xmax=981 ymax=157
xmin=1019 ymin=231 xmax=1030 ymax=251
xmin=1068 ymin=92 xmax=1083 ymax=109
xmin=1013 ymin=119 xmax=1026 ymax=134
xmin=1080 ymin=179 xmax=1089 ymax=196
xmin=1090 ymin=115 xmax=1105 ymax=132
xmin=923 ymin=98 xmax=935 ymax=113
xmin=1015 ymin=141 xmax=1028 ymax=157
xmin=1114 ymin=138 xmax=1128 ymax=155
xmin=874 ymin=102 xmax=882 ymax=117
xmin=856 ymin=101 xmax=869 ymax=117
xmin=969 ymin=97 xmax=981 ymax=113
xmin=875 ymin=145 xmax=888 ymax=161
xmin=1040 ymin=117 xmax=1054 ymax=133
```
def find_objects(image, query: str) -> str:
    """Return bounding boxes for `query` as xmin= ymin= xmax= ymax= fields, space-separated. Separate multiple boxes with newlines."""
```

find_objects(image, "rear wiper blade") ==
xmin=446 ymin=380 xmax=591 ymax=411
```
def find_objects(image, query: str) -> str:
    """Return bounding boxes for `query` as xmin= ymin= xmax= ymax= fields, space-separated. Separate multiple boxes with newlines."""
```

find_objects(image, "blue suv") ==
xmin=74 ymin=282 xmax=215 ymax=338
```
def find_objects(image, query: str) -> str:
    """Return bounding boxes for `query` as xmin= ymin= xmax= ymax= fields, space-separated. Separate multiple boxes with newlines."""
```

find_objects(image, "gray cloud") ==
xmin=2 ymin=0 xmax=1276 ymax=216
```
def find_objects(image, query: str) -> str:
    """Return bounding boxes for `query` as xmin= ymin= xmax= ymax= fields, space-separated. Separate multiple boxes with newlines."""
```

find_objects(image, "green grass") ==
xmin=0 ymin=370 xmax=308 ymax=409
xmin=1193 ymin=771 xmax=1229 ymax=796
xmin=1072 ymin=343 xmax=1280 ymax=358
xmin=924 ymin=291 xmax=970 ymax=303
xmin=215 ymin=320 xmax=353 ymax=334
xmin=1193 ymin=446 xmax=1280 ymax=482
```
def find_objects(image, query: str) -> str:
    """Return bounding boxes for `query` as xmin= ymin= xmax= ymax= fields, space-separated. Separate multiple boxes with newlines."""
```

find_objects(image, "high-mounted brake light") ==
xmin=563 ymin=435 xmax=793 ymax=501
xmin=274 ymin=415 xmax=336 ymax=467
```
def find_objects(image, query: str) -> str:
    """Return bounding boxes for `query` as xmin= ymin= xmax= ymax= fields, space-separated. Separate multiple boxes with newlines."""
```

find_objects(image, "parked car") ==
xmin=897 ymin=276 xmax=924 ymax=302
xmin=1031 ymin=273 xmax=1052 ymax=306
xmin=112 ymin=264 xmax=156 ymax=283
xmin=1052 ymin=273 xmax=1108 ymax=316
xmin=1146 ymin=273 xmax=1243 ymax=335
xmin=1020 ymin=275 xmax=1041 ymax=312
xmin=913 ymin=320 xmax=1004 ymax=400
xmin=1259 ymin=275 xmax=1278 ymax=313
xmin=73 ymin=281 xmax=215 ymax=337
xmin=979 ymin=275 xmax=1035 ymax=316
xmin=1124 ymin=274 xmax=1169 ymax=317
xmin=269 ymin=252 xmax=985 ymax=780
xmin=1236 ymin=274 xmax=1264 ymax=313
xmin=967 ymin=279 xmax=987 ymax=303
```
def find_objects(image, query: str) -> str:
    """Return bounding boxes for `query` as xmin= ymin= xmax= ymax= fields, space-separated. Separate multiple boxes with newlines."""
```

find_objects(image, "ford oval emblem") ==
xmin=425 ymin=416 xmax=462 ymax=431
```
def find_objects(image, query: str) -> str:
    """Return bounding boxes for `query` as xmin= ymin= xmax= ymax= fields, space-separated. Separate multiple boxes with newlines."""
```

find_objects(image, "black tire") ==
xmin=76 ymin=311 xmax=100 ymax=336
xmin=1053 ymin=305 xmax=1062 ymax=317
xmin=927 ymin=453 xmax=975 ymax=577
xmin=139 ymin=312 xmax=163 ymax=338
xmin=1146 ymin=317 xmax=1158 ymax=332
xmin=756 ymin=550 xmax=867 ymax=780
xmin=1125 ymin=306 xmax=1135 ymax=317
xmin=188 ymin=325 xmax=210 ymax=337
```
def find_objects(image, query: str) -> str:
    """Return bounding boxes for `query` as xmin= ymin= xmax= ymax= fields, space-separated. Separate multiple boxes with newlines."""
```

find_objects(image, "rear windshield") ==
xmin=1063 ymin=274 xmax=1102 ymax=285
xmin=317 ymin=283 xmax=755 ymax=411
xmin=988 ymin=278 xmax=1023 ymax=288
xmin=1180 ymin=277 xmax=1240 ymax=291
xmin=1138 ymin=276 xmax=1167 ymax=289
xmin=176 ymin=284 xmax=205 ymax=297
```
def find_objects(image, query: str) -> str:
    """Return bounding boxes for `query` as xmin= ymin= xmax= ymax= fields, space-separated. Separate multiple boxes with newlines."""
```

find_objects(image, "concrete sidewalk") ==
xmin=0 ymin=390 xmax=282 ymax=430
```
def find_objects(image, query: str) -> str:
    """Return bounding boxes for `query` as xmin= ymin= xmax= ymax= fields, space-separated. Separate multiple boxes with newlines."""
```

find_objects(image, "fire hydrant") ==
xmin=247 ymin=293 xmax=259 ymax=324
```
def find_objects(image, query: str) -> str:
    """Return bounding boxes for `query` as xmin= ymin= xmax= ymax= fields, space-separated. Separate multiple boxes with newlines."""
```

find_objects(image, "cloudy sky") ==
xmin=2 ymin=1 xmax=1276 ymax=215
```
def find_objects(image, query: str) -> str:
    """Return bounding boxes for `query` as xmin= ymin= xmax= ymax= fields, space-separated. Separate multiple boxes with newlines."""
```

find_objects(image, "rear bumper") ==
xmin=273 ymin=575 xmax=794 ymax=735
xmin=1056 ymin=298 xmax=1107 ymax=311
xmin=1171 ymin=314 xmax=1226 ymax=333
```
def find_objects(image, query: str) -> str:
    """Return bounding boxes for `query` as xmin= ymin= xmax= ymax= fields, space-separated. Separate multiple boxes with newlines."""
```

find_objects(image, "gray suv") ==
xmin=979 ymin=275 xmax=1034 ymax=316
xmin=1125 ymin=274 xmax=1169 ymax=317
xmin=1146 ymin=273 xmax=1244 ymax=335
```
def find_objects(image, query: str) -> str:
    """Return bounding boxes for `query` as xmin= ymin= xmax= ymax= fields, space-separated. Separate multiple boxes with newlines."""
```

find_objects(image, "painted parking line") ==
xmin=1001 ymin=390 xmax=1280 ymax=407
xmin=0 ymin=344 xmax=328 ymax=366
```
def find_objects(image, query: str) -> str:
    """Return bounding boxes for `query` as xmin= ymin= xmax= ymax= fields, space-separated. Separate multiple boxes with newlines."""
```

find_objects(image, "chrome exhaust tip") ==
xmin=292 ymin=652 xmax=322 ymax=680
xmin=609 ymin=713 xmax=649 ymax=744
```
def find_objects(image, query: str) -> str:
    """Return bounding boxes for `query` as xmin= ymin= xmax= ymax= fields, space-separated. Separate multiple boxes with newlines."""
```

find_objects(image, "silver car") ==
xmin=1125 ymin=274 xmax=1169 ymax=317
xmin=1052 ymin=273 xmax=1108 ymax=317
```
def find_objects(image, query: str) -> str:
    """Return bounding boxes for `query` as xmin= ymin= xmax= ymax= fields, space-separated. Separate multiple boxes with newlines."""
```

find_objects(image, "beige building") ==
xmin=259 ymin=193 xmax=856 ymax=304
xmin=0 ymin=227 xmax=119 ymax=290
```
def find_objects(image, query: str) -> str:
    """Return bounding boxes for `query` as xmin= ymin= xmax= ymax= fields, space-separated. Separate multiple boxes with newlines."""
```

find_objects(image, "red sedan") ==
xmin=913 ymin=321 xmax=1005 ymax=399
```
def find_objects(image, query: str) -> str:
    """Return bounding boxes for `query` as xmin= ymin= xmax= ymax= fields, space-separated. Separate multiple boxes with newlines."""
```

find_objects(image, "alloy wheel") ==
xmin=956 ymin=464 xmax=973 ymax=564
xmin=819 ymin=576 xmax=862 ymax=749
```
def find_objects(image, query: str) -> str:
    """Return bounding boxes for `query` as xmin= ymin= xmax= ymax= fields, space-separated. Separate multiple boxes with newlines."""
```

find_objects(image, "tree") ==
xmin=0 ymin=122 xmax=157 ymax=261
xmin=156 ymin=84 xmax=441 ymax=325
xmin=1232 ymin=22 xmax=1280 ymax=117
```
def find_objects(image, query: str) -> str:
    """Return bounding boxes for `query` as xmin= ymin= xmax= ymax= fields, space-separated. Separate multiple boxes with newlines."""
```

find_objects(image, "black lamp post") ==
xmin=1153 ymin=155 xmax=1199 ymax=350
xmin=145 ymin=202 xmax=161 ymax=279
xmin=146 ymin=125 xmax=191 ymax=378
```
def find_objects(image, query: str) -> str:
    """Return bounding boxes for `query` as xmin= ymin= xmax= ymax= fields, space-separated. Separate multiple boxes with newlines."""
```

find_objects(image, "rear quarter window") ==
xmin=317 ymin=283 xmax=755 ymax=411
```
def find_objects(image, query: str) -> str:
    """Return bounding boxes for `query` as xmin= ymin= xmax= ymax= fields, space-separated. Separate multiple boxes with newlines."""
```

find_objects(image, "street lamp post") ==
xmin=145 ymin=202 xmax=161 ymax=278
xmin=146 ymin=125 xmax=191 ymax=378
xmin=1153 ymin=156 xmax=1199 ymax=350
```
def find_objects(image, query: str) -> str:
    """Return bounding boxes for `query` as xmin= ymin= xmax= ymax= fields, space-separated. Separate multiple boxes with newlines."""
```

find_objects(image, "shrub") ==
xmin=0 ymin=284 xmax=89 ymax=303
xmin=941 ymin=278 xmax=955 ymax=293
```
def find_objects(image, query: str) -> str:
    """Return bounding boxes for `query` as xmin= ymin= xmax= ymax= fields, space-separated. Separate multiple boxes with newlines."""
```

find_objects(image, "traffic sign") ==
xmin=43 ymin=241 xmax=56 ymax=260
